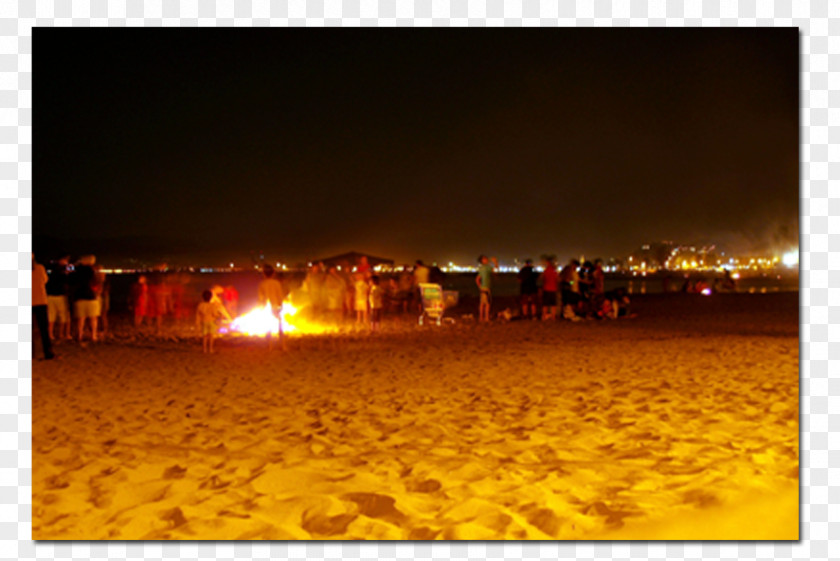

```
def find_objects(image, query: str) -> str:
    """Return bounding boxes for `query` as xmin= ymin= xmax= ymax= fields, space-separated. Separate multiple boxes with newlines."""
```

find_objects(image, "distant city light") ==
xmin=782 ymin=251 xmax=798 ymax=268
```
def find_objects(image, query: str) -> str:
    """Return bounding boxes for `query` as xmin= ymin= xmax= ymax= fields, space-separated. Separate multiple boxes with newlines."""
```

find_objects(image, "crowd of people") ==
xmin=32 ymin=252 xmax=635 ymax=359
xmin=298 ymin=257 xmax=444 ymax=327
xmin=483 ymin=255 xmax=632 ymax=323
xmin=32 ymin=253 xmax=112 ymax=358
xmin=129 ymin=272 xmax=215 ymax=331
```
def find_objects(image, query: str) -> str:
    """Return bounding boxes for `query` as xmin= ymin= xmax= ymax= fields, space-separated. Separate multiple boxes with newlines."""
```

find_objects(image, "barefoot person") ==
xmin=72 ymin=255 xmax=100 ymax=344
xmin=196 ymin=289 xmax=229 ymax=353
xmin=369 ymin=275 xmax=384 ymax=332
xmin=32 ymin=254 xmax=56 ymax=360
xmin=475 ymin=255 xmax=498 ymax=323
xmin=46 ymin=255 xmax=72 ymax=341
xmin=353 ymin=272 xmax=369 ymax=326
xmin=130 ymin=275 xmax=150 ymax=328
xmin=257 ymin=264 xmax=287 ymax=351
xmin=517 ymin=258 xmax=539 ymax=320
xmin=539 ymin=255 xmax=559 ymax=321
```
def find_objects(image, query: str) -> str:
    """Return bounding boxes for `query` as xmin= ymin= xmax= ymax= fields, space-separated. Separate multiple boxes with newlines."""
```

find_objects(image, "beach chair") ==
xmin=418 ymin=283 xmax=447 ymax=326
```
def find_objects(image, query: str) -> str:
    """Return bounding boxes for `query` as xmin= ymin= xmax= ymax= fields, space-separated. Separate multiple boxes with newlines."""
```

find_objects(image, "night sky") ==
xmin=34 ymin=28 xmax=798 ymax=267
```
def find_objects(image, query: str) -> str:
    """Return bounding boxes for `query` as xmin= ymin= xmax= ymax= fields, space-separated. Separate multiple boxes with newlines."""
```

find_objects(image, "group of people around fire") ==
xmin=32 ymin=251 xmax=634 ymax=359
xmin=298 ymin=256 xmax=443 ymax=327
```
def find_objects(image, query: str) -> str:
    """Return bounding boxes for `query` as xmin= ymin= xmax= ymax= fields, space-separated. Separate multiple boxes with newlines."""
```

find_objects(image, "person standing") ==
xmin=46 ymin=255 xmax=72 ymax=341
xmin=560 ymin=259 xmax=582 ymax=321
xmin=356 ymin=255 xmax=371 ymax=278
xmin=413 ymin=260 xmax=430 ymax=313
xmin=223 ymin=285 xmax=240 ymax=318
xmin=72 ymin=255 xmax=100 ymax=344
xmin=32 ymin=254 xmax=56 ymax=360
xmin=539 ymin=256 xmax=559 ymax=321
xmin=589 ymin=259 xmax=606 ymax=318
xmin=94 ymin=263 xmax=110 ymax=339
xmin=257 ymin=264 xmax=286 ymax=351
xmin=475 ymin=255 xmax=498 ymax=322
xmin=130 ymin=275 xmax=150 ymax=327
xmin=324 ymin=266 xmax=347 ymax=326
xmin=152 ymin=273 xmax=174 ymax=335
xmin=369 ymin=275 xmax=384 ymax=332
xmin=397 ymin=265 xmax=414 ymax=313
xmin=353 ymin=272 xmax=369 ymax=326
xmin=517 ymin=259 xmax=539 ymax=320
xmin=196 ymin=289 xmax=229 ymax=354
xmin=303 ymin=262 xmax=326 ymax=320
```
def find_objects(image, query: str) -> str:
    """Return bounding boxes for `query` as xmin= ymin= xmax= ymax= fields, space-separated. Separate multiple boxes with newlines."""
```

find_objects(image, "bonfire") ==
xmin=222 ymin=298 xmax=335 ymax=336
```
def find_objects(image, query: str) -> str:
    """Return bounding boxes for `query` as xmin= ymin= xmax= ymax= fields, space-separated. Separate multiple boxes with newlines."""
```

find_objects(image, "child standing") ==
xmin=196 ymin=289 xmax=229 ymax=353
xmin=369 ymin=275 xmax=384 ymax=332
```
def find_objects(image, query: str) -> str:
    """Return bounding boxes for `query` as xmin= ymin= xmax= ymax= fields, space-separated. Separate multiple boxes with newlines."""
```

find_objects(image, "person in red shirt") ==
xmin=539 ymin=256 xmax=559 ymax=321
xmin=131 ymin=275 xmax=150 ymax=327
xmin=223 ymin=285 xmax=239 ymax=318
xmin=356 ymin=255 xmax=371 ymax=279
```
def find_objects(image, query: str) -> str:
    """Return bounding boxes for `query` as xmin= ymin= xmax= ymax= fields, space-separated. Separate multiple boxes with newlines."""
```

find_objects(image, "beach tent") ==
xmin=315 ymin=251 xmax=395 ymax=269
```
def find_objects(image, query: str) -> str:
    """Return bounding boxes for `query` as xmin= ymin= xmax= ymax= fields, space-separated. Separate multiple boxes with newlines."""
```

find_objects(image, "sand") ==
xmin=32 ymin=292 xmax=799 ymax=540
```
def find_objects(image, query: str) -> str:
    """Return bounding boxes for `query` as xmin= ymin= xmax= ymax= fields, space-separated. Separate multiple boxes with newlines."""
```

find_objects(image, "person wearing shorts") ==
xmin=47 ymin=295 xmax=70 ymax=328
xmin=258 ymin=264 xmax=286 ymax=351
xmin=74 ymin=298 xmax=101 ymax=320
xmin=72 ymin=255 xmax=100 ymax=343
xmin=517 ymin=259 xmax=539 ymax=320
xmin=560 ymin=259 xmax=582 ymax=321
xmin=369 ymin=275 xmax=384 ymax=332
xmin=46 ymin=255 xmax=72 ymax=341
xmin=475 ymin=255 xmax=497 ymax=323
xmin=196 ymin=289 xmax=229 ymax=353
xmin=539 ymin=256 xmax=559 ymax=321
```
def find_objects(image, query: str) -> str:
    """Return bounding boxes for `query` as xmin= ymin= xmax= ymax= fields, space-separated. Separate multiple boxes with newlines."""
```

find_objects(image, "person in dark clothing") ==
xmin=32 ymin=254 xmax=55 ymax=360
xmin=72 ymin=255 xmax=100 ymax=344
xmin=46 ymin=255 xmax=72 ymax=341
xmin=517 ymin=259 xmax=539 ymax=320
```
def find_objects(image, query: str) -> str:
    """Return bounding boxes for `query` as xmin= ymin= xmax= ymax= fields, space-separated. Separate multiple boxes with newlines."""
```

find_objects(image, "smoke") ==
xmin=728 ymin=215 xmax=799 ymax=255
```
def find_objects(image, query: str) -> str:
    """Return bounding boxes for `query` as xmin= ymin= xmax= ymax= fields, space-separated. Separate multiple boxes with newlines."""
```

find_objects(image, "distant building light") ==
xmin=782 ymin=251 xmax=798 ymax=267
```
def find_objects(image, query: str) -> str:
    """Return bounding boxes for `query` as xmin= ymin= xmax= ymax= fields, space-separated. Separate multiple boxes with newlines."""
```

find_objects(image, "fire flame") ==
xmin=226 ymin=299 xmax=335 ymax=336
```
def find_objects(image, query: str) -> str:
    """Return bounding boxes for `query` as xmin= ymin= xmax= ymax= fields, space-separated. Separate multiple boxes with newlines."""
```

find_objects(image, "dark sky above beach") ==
xmin=33 ymin=28 xmax=798 ymax=267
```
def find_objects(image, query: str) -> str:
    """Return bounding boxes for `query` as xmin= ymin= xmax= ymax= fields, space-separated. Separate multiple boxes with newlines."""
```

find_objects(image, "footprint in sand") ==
xmin=43 ymin=475 xmax=70 ymax=490
xmin=341 ymin=492 xmax=407 ymax=525
xmin=162 ymin=465 xmax=188 ymax=479
xmin=301 ymin=512 xmax=358 ymax=537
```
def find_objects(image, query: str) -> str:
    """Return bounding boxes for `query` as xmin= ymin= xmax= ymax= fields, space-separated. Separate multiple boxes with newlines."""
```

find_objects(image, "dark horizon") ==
xmin=33 ymin=28 xmax=798 ymax=267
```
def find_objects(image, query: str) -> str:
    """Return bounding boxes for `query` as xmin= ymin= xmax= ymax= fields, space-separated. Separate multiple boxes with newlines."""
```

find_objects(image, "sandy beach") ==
xmin=32 ymin=292 xmax=799 ymax=540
